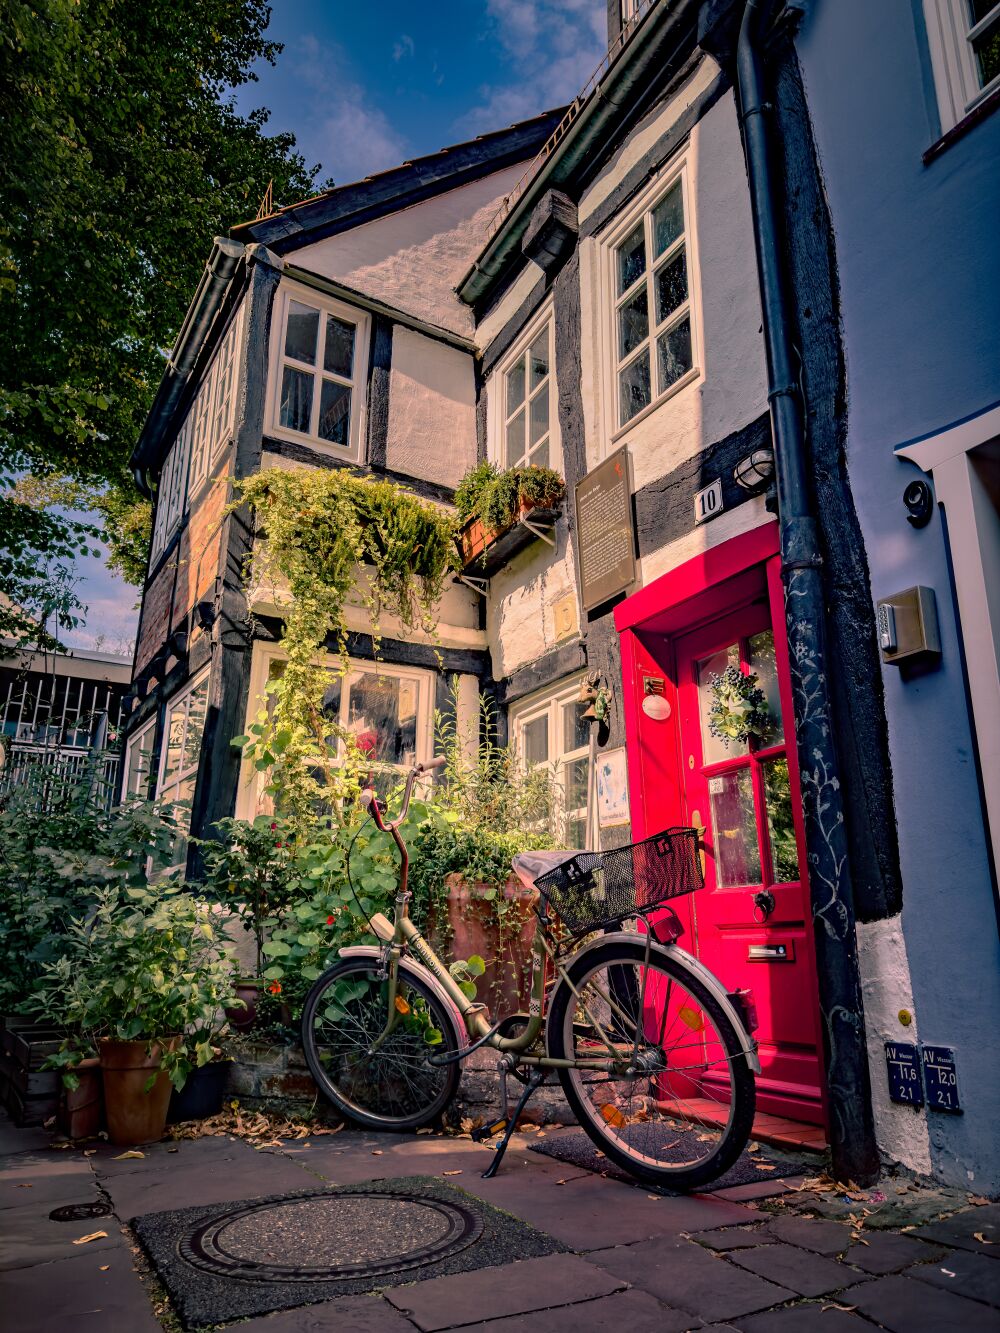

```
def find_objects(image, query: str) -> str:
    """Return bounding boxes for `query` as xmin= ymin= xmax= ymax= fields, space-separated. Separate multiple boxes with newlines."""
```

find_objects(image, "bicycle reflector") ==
xmin=728 ymin=987 xmax=759 ymax=1034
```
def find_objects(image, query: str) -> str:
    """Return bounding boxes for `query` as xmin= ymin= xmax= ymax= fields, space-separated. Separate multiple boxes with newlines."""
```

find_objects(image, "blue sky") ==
xmin=65 ymin=0 xmax=607 ymax=655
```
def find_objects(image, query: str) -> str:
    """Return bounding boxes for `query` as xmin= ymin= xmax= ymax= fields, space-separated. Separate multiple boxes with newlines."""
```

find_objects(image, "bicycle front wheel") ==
xmin=547 ymin=938 xmax=755 ymax=1189
xmin=302 ymin=956 xmax=462 ymax=1131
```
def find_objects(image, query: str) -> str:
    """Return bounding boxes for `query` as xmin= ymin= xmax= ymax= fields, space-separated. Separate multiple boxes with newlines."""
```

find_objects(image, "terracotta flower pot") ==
xmin=99 ymin=1036 xmax=180 ymax=1146
xmin=58 ymin=1057 xmax=103 ymax=1140
xmin=225 ymin=979 xmax=264 ymax=1034
xmin=443 ymin=874 xmax=538 ymax=1017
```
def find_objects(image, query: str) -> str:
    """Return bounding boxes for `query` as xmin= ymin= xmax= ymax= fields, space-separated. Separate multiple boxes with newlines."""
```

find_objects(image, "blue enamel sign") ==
xmin=885 ymin=1041 xmax=923 ymax=1107
xmin=922 ymin=1045 xmax=961 ymax=1114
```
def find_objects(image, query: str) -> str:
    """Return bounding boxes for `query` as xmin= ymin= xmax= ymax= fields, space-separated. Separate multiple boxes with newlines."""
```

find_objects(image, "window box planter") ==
xmin=455 ymin=499 xmax=562 ymax=578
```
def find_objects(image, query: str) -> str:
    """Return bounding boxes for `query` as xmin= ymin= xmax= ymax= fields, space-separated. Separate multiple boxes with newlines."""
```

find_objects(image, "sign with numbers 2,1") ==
xmin=922 ymin=1045 xmax=962 ymax=1114
xmin=885 ymin=1041 xmax=923 ymax=1106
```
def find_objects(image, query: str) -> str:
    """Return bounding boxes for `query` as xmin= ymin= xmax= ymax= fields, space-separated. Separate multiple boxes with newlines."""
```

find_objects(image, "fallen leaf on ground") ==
xmin=968 ymin=1194 xmax=989 ymax=1206
xmin=72 ymin=1231 xmax=108 ymax=1245
xmin=556 ymin=1178 xmax=569 ymax=1185
xmin=747 ymin=1142 xmax=761 ymax=1153
xmin=756 ymin=1164 xmax=776 ymax=1172
xmin=973 ymin=1232 xmax=993 ymax=1244
xmin=83 ymin=1149 xmax=97 ymax=1157
xmin=417 ymin=1128 xmax=435 ymax=1135
xmin=647 ymin=1195 xmax=660 ymax=1201
xmin=940 ymin=1268 xmax=956 ymax=1277
xmin=99 ymin=1265 xmax=110 ymax=1271
xmin=371 ymin=1150 xmax=383 ymax=1156
xmin=113 ymin=1151 xmax=145 ymax=1161
xmin=442 ymin=1170 xmax=463 ymax=1176
xmin=15 ymin=1183 xmax=32 ymax=1189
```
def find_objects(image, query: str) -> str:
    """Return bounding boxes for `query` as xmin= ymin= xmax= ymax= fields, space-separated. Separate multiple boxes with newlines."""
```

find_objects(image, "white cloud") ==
xmin=459 ymin=0 xmax=607 ymax=133
xmin=288 ymin=34 xmax=408 ymax=184
xmin=392 ymin=34 xmax=415 ymax=63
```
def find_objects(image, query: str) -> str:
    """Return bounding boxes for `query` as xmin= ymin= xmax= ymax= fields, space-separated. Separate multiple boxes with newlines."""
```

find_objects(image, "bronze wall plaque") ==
xmin=575 ymin=446 xmax=636 ymax=612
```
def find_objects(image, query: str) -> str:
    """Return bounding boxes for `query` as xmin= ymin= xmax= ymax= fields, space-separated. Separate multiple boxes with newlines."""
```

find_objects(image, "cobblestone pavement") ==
xmin=1 ymin=1110 xmax=997 ymax=1332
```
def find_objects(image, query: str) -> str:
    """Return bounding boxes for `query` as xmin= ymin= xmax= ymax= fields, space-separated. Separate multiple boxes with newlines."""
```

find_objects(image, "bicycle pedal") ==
xmin=470 ymin=1119 xmax=507 ymax=1143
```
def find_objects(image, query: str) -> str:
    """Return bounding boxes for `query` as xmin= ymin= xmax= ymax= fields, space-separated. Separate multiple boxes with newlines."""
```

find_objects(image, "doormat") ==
xmin=133 ymin=1175 xmax=565 ymax=1330
xmin=528 ymin=1129 xmax=808 ymax=1193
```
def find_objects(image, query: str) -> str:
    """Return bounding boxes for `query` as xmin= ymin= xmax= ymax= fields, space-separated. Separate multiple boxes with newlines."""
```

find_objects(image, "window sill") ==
xmin=924 ymin=84 xmax=1000 ymax=163
xmin=264 ymin=421 xmax=363 ymax=463
xmin=609 ymin=365 xmax=701 ymax=447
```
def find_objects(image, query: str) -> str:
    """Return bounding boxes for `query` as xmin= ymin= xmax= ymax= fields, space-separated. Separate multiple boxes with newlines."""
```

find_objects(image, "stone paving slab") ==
xmin=87 ymin=1134 xmax=254 ymax=1176
xmin=0 ymin=1152 xmax=99 ymax=1211
xmin=102 ymin=1148 xmax=318 ymax=1220
xmin=0 ymin=1122 xmax=53 ymax=1157
xmin=584 ymin=1236 xmax=795 ymax=1323
xmin=688 ymin=1226 xmax=777 ymax=1251
xmin=906 ymin=1248 xmax=1000 ymax=1306
xmin=0 ymin=1243 xmax=162 ymax=1333
xmin=472 ymin=1286 xmax=701 ymax=1332
xmin=384 ymin=1252 xmax=627 ymax=1331
xmin=0 ymin=1196 xmax=123 ymax=1271
xmin=736 ymin=1305 xmax=872 ymax=1330
xmin=841 ymin=1230 xmax=947 ymax=1274
xmin=764 ymin=1215 xmax=852 ymax=1256
xmin=912 ymin=1203 xmax=1000 ymax=1253
xmin=724 ymin=1242 xmax=867 ymax=1298
xmin=848 ymin=1272 xmax=1000 ymax=1332
xmin=220 ymin=1292 xmax=419 ymax=1331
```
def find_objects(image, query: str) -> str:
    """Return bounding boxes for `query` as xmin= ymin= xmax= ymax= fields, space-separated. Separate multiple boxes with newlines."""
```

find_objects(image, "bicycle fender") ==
xmin=576 ymin=931 xmax=762 ymax=1075
xmin=336 ymin=945 xmax=467 ymax=1047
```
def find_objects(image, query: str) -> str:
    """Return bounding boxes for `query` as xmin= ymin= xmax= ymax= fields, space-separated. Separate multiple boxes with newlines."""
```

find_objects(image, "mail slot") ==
xmin=747 ymin=942 xmax=795 ymax=962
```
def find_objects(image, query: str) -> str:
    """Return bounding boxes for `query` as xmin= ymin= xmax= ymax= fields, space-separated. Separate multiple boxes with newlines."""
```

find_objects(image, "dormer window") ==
xmin=268 ymin=283 xmax=369 ymax=461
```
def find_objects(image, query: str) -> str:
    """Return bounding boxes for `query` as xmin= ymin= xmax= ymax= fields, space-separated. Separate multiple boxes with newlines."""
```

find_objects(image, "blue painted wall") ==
xmin=795 ymin=0 xmax=1000 ymax=1190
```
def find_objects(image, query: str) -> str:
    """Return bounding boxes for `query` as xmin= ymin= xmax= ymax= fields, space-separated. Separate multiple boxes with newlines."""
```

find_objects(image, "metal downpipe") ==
xmin=736 ymin=0 xmax=879 ymax=1184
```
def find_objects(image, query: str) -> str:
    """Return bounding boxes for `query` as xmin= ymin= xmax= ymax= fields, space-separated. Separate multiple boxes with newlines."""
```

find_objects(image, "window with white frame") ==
xmin=156 ymin=670 xmax=210 ymax=864
xmin=189 ymin=305 xmax=244 ymax=492
xmin=261 ymin=655 xmax=432 ymax=799
xmin=269 ymin=285 xmax=369 ymax=460
xmin=123 ymin=718 xmax=156 ymax=798
xmin=924 ymin=0 xmax=1000 ymax=131
xmin=611 ymin=171 xmax=696 ymax=431
xmin=493 ymin=312 xmax=558 ymax=471
xmin=510 ymin=678 xmax=591 ymax=849
xmin=149 ymin=420 xmax=191 ymax=562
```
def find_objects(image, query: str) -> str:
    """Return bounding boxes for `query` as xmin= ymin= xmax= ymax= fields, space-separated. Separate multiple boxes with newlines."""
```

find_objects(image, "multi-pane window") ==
xmin=157 ymin=670 xmax=210 ymax=866
xmin=272 ymin=288 xmax=367 ymax=457
xmin=925 ymin=0 xmax=1000 ymax=130
xmin=123 ymin=718 xmax=156 ymax=798
xmin=613 ymin=175 xmax=694 ymax=429
xmin=502 ymin=322 xmax=554 ymax=469
xmin=149 ymin=419 xmax=191 ymax=562
xmin=511 ymin=679 xmax=591 ymax=849
xmin=189 ymin=306 xmax=243 ymax=491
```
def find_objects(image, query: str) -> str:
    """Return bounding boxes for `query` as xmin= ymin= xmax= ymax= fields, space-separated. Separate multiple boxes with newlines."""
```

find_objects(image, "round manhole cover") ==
xmin=179 ymin=1191 xmax=484 ymax=1283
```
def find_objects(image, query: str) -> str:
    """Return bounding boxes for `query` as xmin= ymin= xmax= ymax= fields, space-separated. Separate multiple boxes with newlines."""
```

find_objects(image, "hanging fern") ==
xmin=233 ymin=467 xmax=456 ymax=816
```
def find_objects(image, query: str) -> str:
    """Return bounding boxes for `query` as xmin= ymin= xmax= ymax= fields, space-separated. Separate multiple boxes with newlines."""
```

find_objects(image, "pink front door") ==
xmin=619 ymin=534 xmax=826 ymax=1125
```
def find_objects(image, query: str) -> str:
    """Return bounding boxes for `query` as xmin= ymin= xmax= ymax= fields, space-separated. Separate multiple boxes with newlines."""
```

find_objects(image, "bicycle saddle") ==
xmin=511 ymin=849 xmax=578 ymax=891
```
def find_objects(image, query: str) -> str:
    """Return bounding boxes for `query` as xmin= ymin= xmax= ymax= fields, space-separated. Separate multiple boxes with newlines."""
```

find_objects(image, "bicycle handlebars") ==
xmin=361 ymin=756 xmax=446 ymax=832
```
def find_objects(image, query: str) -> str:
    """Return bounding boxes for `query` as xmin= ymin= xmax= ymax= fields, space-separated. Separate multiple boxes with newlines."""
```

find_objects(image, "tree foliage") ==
xmin=0 ymin=0 xmax=320 ymax=640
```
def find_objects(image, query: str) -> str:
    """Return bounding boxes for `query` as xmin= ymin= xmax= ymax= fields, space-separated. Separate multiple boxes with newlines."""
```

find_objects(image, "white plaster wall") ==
xmin=476 ymin=262 xmax=544 ymax=352
xmin=486 ymin=536 xmax=581 ymax=680
xmin=856 ymin=916 xmax=933 ymax=1176
xmin=578 ymin=89 xmax=768 ymax=499
xmin=296 ymin=165 xmax=525 ymax=338
xmin=637 ymin=498 xmax=774 ymax=587
xmin=385 ymin=328 xmax=477 ymax=489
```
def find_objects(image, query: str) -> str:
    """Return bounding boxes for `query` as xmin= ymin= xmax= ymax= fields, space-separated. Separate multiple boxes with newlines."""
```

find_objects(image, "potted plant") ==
xmin=35 ymin=886 xmax=240 ymax=1145
xmin=453 ymin=461 xmax=565 ymax=567
xmin=198 ymin=816 xmax=299 ymax=1033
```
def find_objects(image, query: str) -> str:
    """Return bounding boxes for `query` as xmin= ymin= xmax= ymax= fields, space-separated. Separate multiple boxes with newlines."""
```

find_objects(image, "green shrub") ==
xmin=454 ymin=461 xmax=565 ymax=532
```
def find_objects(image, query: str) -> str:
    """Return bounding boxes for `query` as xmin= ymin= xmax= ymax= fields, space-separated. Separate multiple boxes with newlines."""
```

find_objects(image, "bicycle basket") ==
xmin=534 ymin=827 xmax=703 ymax=938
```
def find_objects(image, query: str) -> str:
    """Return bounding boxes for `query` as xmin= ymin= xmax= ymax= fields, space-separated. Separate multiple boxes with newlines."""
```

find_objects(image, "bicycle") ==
xmin=301 ymin=758 xmax=760 ymax=1190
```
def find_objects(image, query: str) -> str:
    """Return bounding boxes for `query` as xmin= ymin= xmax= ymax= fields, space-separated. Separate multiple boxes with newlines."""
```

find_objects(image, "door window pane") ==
xmin=619 ymin=349 xmax=651 ymax=426
xmin=652 ymin=181 xmax=684 ymax=257
xmin=656 ymin=317 xmax=692 ymax=392
xmin=696 ymin=645 xmax=743 ymax=766
xmin=708 ymin=768 xmax=761 ymax=887
xmin=324 ymin=315 xmax=355 ymax=378
xmin=521 ymin=715 xmax=548 ymax=767
xmin=280 ymin=366 xmax=313 ymax=433
xmin=318 ymin=380 xmax=351 ymax=445
xmin=763 ymin=756 xmax=800 ymax=882
xmin=747 ymin=630 xmax=784 ymax=746
xmin=617 ymin=223 xmax=646 ymax=294
xmin=284 ymin=301 xmax=320 ymax=364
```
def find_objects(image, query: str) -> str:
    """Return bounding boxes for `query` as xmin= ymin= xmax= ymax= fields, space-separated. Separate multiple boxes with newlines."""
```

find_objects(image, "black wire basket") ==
xmin=534 ymin=828 xmax=703 ymax=938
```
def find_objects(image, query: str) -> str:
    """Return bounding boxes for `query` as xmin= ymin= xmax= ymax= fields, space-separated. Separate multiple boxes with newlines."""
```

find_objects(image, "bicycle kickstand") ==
xmin=479 ymin=1070 xmax=547 ymax=1180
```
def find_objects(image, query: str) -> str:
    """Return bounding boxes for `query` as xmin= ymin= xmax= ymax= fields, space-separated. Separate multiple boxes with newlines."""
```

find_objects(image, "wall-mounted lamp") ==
xmin=195 ymin=600 xmax=216 ymax=631
xmin=733 ymin=448 xmax=775 ymax=492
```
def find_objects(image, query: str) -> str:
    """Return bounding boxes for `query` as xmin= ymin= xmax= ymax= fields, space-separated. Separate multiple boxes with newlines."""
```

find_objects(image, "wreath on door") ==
xmin=706 ymin=665 xmax=770 ymax=747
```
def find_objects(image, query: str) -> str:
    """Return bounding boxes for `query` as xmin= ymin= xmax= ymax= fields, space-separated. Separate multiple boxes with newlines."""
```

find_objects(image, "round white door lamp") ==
xmin=641 ymin=693 xmax=672 ymax=721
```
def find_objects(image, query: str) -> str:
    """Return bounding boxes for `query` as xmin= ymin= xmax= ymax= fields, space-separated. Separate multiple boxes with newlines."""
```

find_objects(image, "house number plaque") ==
xmin=575 ymin=446 xmax=636 ymax=612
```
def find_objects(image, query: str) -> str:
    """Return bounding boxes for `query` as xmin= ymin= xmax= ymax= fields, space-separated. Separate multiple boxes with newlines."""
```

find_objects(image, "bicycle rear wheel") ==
xmin=302 ymin=956 xmax=462 ymax=1131
xmin=546 ymin=938 xmax=755 ymax=1190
